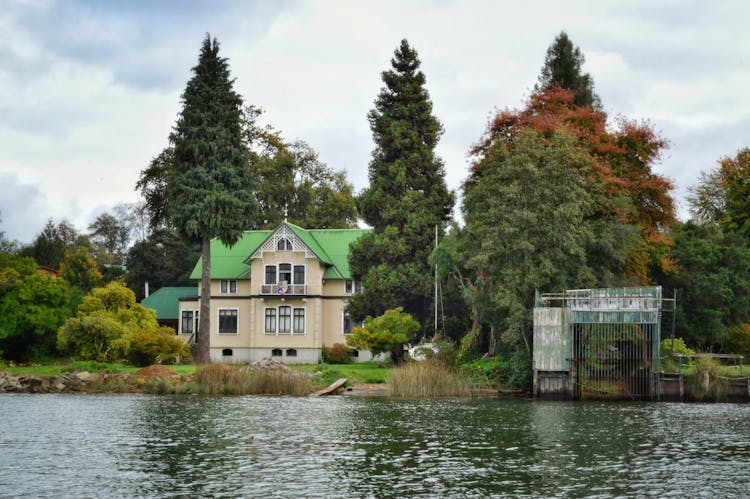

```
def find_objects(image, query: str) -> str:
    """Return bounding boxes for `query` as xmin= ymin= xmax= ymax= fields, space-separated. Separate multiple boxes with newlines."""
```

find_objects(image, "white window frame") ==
xmin=264 ymin=306 xmax=306 ymax=335
xmin=217 ymin=308 xmax=239 ymax=335
xmin=264 ymin=263 xmax=306 ymax=287
xmin=345 ymin=280 xmax=363 ymax=295
xmin=220 ymin=279 xmax=238 ymax=294
xmin=180 ymin=310 xmax=197 ymax=334
xmin=264 ymin=307 xmax=277 ymax=334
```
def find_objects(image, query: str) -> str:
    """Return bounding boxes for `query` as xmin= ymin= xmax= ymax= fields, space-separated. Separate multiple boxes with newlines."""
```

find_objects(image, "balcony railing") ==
xmin=261 ymin=284 xmax=307 ymax=296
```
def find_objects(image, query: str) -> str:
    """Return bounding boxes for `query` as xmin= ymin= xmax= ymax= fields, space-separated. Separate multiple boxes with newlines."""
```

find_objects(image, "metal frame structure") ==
xmin=534 ymin=286 xmax=676 ymax=400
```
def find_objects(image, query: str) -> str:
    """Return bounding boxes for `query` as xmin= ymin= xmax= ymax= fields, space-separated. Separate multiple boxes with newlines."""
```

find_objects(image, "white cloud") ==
xmin=2 ymin=0 xmax=750 ymax=242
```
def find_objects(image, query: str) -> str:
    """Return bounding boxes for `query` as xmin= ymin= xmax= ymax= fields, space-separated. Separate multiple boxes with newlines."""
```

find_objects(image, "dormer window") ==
xmin=277 ymin=238 xmax=292 ymax=251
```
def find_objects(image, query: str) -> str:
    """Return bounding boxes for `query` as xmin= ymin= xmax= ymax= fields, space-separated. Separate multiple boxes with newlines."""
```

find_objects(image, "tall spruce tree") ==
xmin=166 ymin=35 xmax=259 ymax=363
xmin=349 ymin=39 xmax=454 ymax=328
xmin=537 ymin=31 xmax=601 ymax=110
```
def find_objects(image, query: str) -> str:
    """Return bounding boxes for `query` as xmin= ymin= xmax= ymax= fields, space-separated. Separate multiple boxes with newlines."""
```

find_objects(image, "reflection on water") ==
xmin=1 ymin=394 xmax=749 ymax=497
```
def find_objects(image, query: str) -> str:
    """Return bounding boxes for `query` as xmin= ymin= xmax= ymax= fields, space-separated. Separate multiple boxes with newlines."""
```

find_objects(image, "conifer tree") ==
xmin=537 ymin=31 xmax=601 ymax=110
xmin=166 ymin=35 xmax=259 ymax=363
xmin=349 ymin=39 xmax=454 ymax=328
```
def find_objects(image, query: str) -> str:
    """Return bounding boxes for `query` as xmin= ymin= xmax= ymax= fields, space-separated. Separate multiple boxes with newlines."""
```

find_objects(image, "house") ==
xmin=36 ymin=265 xmax=58 ymax=279
xmin=177 ymin=222 xmax=369 ymax=364
xmin=142 ymin=286 xmax=198 ymax=330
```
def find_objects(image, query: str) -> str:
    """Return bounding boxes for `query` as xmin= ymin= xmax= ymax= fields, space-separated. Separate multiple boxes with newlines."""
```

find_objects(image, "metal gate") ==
xmin=568 ymin=288 xmax=661 ymax=399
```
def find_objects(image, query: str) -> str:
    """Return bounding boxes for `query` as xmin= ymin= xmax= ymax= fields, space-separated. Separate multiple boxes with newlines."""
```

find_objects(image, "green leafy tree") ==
xmin=57 ymin=281 xmax=159 ymax=361
xmin=537 ymin=31 xmax=601 ymax=110
xmin=252 ymin=140 xmax=357 ymax=229
xmin=349 ymin=39 xmax=455 ymax=326
xmin=125 ymin=228 xmax=200 ymax=301
xmin=656 ymin=222 xmax=750 ymax=349
xmin=346 ymin=306 xmax=420 ymax=359
xmin=689 ymin=148 xmax=750 ymax=237
xmin=165 ymin=35 xmax=260 ymax=363
xmin=129 ymin=326 xmax=190 ymax=366
xmin=462 ymin=129 xmax=601 ymax=360
xmin=88 ymin=212 xmax=131 ymax=265
xmin=60 ymin=249 xmax=103 ymax=294
xmin=136 ymin=147 xmax=175 ymax=231
xmin=0 ymin=254 xmax=73 ymax=360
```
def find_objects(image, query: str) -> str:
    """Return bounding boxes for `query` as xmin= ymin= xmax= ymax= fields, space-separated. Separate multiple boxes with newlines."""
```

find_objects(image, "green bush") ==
xmin=660 ymin=337 xmax=695 ymax=372
xmin=726 ymin=324 xmax=750 ymax=357
xmin=462 ymin=356 xmax=509 ymax=388
xmin=322 ymin=343 xmax=353 ymax=364
xmin=689 ymin=355 xmax=727 ymax=401
xmin=129 ymin=327 xmax=191 ymax=367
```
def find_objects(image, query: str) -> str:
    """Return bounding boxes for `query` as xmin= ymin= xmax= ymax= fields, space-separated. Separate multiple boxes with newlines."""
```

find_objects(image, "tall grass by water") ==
xmin=390 ymin=358 xmax=471 ymax=398
xmin=146 ymin=364 xmax=312 ymax=396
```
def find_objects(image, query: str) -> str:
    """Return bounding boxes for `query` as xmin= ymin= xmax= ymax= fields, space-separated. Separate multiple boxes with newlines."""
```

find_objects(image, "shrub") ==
xmin=390 ymin=357 xmax=471 ymax=398
xmin=129 ymin=327 xmax=191 ymax=367
xmin=462 ymin=356 xmax=510 ymax=388
xmin=726 ymin=324 xmax=750 ymax=357
xmin=346 ymin=307 xmax=419 ymax=359
xmin=660 ymin=337 xmax=695 ymax=372
xmin=322 ymin=343 xmax=353 ymax=364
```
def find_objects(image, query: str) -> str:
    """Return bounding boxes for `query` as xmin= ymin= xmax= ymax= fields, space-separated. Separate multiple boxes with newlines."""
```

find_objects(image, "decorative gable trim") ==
xmin=248 ymin=224 xmax=316 ymax=261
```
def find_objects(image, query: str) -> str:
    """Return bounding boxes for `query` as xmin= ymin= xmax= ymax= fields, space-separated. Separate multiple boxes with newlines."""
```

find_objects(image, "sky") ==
xmin=1 ymin=0 xmax=749 ymax=244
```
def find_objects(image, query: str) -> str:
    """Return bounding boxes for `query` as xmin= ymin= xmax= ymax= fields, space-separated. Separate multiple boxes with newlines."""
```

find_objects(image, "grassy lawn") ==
xmin=1 ymin=360 xmax=197 ymax=376
xmin=290 ymin=361 xmax=391 ymax=387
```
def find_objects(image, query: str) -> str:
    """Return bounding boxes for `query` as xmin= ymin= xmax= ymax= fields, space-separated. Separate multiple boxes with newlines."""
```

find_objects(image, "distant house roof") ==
xmin=189 ymin=222 xmax=370 ymax=280
xmin=142 ymin=286 xmax=198 ymax=320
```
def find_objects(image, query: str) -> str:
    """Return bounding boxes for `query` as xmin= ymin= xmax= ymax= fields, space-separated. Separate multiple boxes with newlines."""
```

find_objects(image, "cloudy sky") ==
xmin=1 ymin=0 xmax=749 ymax=243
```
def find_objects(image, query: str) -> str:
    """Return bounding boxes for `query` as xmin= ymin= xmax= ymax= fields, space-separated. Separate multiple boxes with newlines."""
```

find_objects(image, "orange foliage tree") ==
xmin=468 ymin=87 xmax=676 ymax=283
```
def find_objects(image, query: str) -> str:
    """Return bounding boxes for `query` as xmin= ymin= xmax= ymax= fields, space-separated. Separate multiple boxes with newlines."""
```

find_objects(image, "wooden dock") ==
xmin=310 ymin=378 xmax=347 ymax=397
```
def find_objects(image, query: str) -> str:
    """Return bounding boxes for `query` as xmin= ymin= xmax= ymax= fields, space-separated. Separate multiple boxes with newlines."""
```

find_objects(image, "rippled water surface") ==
xmin=1 ymin=394 xmax=749 ymax=497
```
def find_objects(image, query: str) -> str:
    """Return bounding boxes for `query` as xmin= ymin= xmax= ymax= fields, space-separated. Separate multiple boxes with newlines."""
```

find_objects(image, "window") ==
xmin=218 ymin=309 xmax=238 ymax=334
xmin=277 ymin=238 xmax=292 ymax=251
xmin=279 ymin=263 xmax=292 ymax=285
xmin=278 ymin=306 xmax=291 ymax=334
xmin=343 ymin=312 xmax=353 ymax=335
xmin=294 ymin=265 xmax=305 ymax=285
xmin=265 ymin=265 xmax=277 ymax=285
xmin=271 ymin=348 xmax=282 ymax=357
xmin=181 ymin=311 xmax=194 ymax=334
xmin=293 ymin=308 xmax=305 ymax=334
xmin=265 ymin=306 xmax=306 ymax=335
xmin=222 ymin=349 xmax=233 ymax=357
xmin=286 ymin=349 xmax=297 ymax=357
xmin=264 ymin=308 xmax=277 ymax=334
xmin=345 ymin=280 xmax=362 ymax=295
xmin=220 ymin=279 xmax=237 ymax=294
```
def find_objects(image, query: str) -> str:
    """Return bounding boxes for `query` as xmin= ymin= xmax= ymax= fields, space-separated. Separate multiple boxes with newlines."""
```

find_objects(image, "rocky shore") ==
xmin=0 ymin=365 xmax=189 ymax=394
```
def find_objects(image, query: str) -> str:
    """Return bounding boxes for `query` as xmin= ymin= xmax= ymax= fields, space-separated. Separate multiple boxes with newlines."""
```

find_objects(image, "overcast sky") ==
xmin=1 ymin=0 xmax=749 ymax=244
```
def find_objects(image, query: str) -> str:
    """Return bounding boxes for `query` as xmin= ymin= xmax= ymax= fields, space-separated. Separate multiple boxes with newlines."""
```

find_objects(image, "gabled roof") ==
xmin=189 ymin=222 xmax=369 ymax=280
xmin=142 ymin=286 xmax=198 ymax=320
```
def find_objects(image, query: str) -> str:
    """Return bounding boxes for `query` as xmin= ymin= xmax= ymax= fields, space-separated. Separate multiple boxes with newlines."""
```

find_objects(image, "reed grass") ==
xmin=390 ymin=358 xmax=471 ymax=398
xmin=190 ymin=364 xmax=312 ymax=396
xmin=688 ymin=355 xmax=727 ymax=401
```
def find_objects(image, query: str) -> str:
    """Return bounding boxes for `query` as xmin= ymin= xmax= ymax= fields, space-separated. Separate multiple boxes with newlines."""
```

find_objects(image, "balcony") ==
xmin=261 ymin=284 xmax=307 ymax=296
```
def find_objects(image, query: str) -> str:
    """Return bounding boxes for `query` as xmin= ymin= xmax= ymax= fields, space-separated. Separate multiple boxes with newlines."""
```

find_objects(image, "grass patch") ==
xmin=291 ymin=361 xmax=390 ymax=388
xmin=1 ymin=360 xmax=197 ymax=376
xmin=390 ymin=358 xmax=471 ymax=398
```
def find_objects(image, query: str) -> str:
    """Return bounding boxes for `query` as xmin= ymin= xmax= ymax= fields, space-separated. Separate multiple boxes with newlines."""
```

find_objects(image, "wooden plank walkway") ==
xmin=310 ymin=378 xmax=347 ymax=397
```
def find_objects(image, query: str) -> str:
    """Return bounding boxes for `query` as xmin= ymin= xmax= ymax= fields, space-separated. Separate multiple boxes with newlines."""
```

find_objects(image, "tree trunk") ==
xmin=196 ymin=237 xmax=211 ymax=364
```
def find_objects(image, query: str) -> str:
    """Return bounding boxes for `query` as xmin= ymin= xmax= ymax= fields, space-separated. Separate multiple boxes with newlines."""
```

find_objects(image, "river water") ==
xmin=1 ymin=394 xmax=748 ymax=498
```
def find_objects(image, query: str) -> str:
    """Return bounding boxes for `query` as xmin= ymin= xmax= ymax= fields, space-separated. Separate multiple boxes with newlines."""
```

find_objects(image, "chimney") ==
xmin=145 ymin=281 xmax=150 ymax=298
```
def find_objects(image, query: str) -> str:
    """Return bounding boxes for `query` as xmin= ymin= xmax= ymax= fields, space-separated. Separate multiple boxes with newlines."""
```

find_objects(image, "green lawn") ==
xmin=1 ymin=360 xmax=197 ymax=376
xmin=290 ymin=361 xmax=391 ymax=387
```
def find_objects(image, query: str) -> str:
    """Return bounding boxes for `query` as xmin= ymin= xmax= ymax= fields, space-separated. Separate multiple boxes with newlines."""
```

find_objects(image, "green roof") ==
xmin=141 ymin=287 xmax=198 ymax=320
xmin=189 ymin=223 xmax=369 ymax=280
